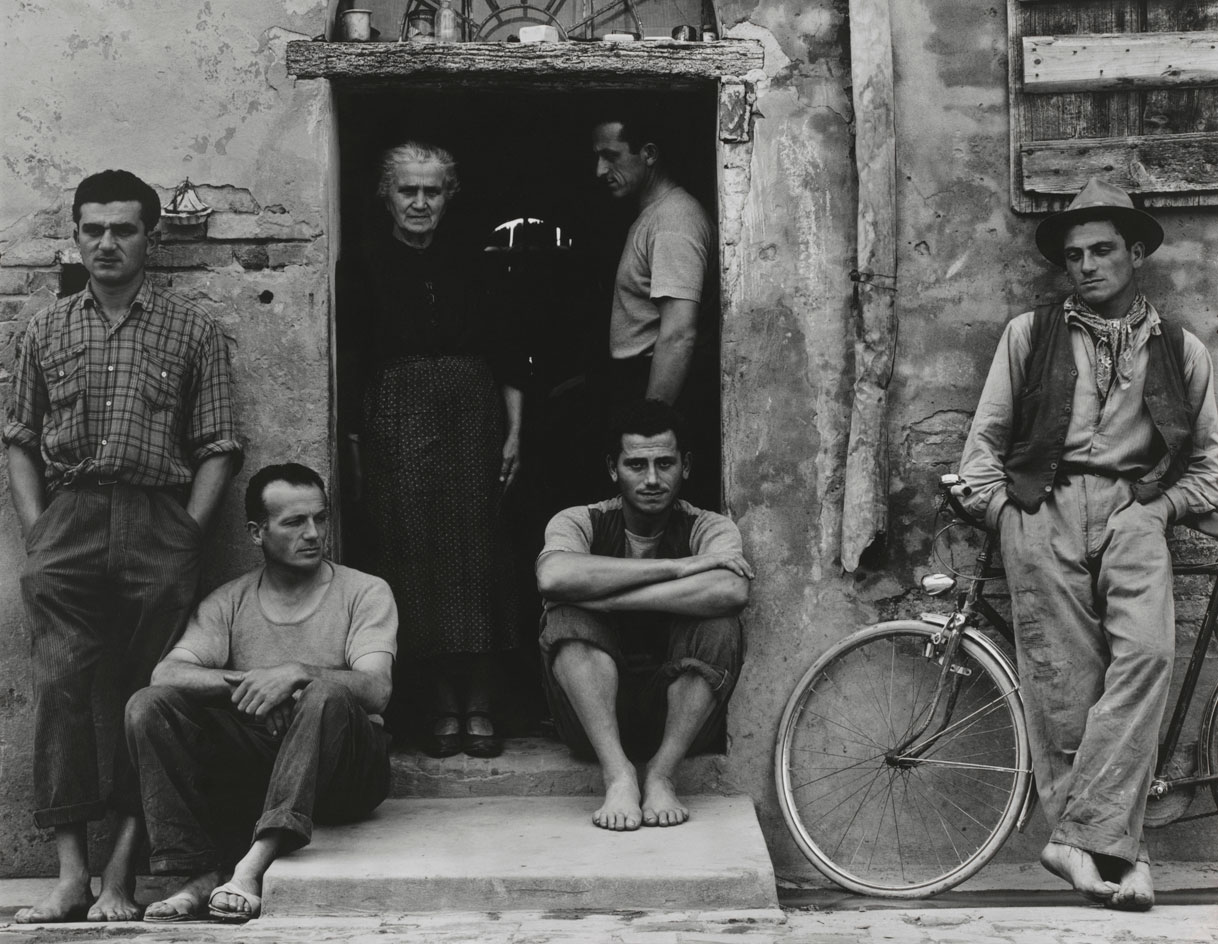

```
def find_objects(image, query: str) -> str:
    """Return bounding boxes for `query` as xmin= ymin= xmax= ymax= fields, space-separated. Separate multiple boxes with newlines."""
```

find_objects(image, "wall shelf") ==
xmin=285 ymin=39 xmax=764 ymax=89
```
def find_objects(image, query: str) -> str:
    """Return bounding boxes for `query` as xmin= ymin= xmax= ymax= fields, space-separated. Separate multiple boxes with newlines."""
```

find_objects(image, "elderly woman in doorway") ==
xmin=348 ymin=141 xmax=524 ymax=758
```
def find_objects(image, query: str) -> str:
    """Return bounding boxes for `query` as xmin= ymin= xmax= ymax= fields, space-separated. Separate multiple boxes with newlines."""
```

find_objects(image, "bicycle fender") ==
xmin=954 ymin=628 xmax=1040 ymax=831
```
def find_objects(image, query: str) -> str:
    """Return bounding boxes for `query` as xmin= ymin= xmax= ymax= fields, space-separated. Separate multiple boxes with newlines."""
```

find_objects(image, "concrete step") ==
xmin=390 ymin=737 xmax=729 ymax=798
xmin=262 ymin=795 xmax=778 ymax=916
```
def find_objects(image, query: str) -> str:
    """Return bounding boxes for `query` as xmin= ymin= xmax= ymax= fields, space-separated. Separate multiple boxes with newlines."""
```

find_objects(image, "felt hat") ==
xmin=1034 ymin=177 xmax=1164 ymax=266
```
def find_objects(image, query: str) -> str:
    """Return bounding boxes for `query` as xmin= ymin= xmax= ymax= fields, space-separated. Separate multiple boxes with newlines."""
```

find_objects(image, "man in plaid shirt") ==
xmin=3 ymin=169 xmax=242 ymax=923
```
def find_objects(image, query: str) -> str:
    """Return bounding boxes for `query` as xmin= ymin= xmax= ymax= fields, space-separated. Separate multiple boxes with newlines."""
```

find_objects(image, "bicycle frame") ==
xmin=916 ymin=484 xmax=1218 ymax=818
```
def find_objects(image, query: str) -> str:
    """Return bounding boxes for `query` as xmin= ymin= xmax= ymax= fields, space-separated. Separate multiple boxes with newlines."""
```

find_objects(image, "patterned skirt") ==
xmin=363 ymin=354 xmax=519 ymax=660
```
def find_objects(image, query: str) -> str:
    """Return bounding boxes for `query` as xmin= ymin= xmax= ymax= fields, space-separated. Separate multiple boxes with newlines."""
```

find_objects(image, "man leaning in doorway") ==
xmin=592 ymin=106 xmax=717 ymax=506
xmin=3 ymin=169 xmax=242 ymax=922
xmin=957 ymin=177 xmax=1218 ymax=909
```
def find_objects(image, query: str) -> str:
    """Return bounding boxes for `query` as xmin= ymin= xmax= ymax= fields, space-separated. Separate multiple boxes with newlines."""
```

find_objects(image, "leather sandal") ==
xmin=462 ymin=710 xmax=503 ymax=758
xmin=421 ymin=713 xmax=462 ymax=758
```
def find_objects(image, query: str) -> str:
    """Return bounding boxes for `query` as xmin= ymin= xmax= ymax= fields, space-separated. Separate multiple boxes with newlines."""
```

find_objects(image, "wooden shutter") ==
xmin=1009 ymin=0 xmax=1218 ymax=212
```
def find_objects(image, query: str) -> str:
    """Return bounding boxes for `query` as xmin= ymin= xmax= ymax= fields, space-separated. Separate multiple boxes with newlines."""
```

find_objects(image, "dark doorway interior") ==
xmin=335 ymin=84 xmax=720 ymax=737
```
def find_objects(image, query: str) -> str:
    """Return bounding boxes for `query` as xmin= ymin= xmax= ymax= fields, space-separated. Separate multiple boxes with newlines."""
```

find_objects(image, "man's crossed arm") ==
xmin=151 ymin=648 xmax=393 ymax=737
xmin=536 ymin=550 xmax=753 ymax=618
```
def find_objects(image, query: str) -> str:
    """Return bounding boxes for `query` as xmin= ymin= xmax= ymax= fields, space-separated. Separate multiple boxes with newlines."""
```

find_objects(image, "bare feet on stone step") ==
xmin=1109 ymin=859 xmax=1155 ymax=911
xmin=1040 ymin=842 xmax=1119 ymax=904
xmin=641 ymin=772 xmax=689 ymax=827
xmin=87 ymin=879 xmax=142 ymax=922
xmin=15 ymin=875 xmax=95 ymax=924
xmin=593 ymin=768 xmax=642 ymax=831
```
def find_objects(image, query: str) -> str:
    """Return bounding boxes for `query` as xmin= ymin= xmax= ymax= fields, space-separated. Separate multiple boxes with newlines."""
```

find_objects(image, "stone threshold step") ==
xmin=390 ymin=737 xmax=728 ymax=797
xmin=263 ymin=794 xmax=777 ymax=916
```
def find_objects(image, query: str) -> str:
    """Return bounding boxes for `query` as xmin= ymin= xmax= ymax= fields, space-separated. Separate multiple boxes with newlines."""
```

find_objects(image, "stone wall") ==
xmin=1 ymin=0 xmax=1215 ymax=879
xmin=0 ymin=0 xmax=333 ymax=874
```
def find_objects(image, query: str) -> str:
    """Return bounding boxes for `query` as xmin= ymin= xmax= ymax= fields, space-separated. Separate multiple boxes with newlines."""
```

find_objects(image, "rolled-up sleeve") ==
xmin=958 ymin=313 xmax=1034 ymax=527
xmin=1164 ymin=331 xmax=1218 ymax=519
xmin=186 ymin=319 xmax=243 ymax=470
xmin=2 ymin=319 xmax=46 ymax=452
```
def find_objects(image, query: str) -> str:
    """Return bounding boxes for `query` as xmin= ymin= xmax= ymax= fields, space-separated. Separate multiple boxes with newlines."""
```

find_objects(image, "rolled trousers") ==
xmin=999 ymin=475 xmax=1174 ymax=864
xmin=20 ymin=484 xmax=201 ymax=827
xmin=125 ymin=680 xmax=391 ymax=874
xmin=539 ymin=604 xmax=742 ymax=761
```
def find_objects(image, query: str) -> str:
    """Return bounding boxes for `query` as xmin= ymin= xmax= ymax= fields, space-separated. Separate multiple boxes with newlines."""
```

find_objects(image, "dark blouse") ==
xmin=341 ymin=228 xmax=528 ymax=401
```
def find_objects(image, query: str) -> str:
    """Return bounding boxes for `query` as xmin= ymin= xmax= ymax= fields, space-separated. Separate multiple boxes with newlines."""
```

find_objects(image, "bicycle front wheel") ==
xmin=775 ymin=620 xmax=1031 ymax=898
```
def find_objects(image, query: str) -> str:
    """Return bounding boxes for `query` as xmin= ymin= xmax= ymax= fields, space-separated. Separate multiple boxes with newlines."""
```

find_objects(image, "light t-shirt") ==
xmin=538 ymin=498 xmax=744 ymax=612
xmin=174 ymin=563 xmax=398 ymax=710
xmin=539 ymin=497 xmax=743 ymax=561
xmin=609 ymin=186 xmax=713 ymax=360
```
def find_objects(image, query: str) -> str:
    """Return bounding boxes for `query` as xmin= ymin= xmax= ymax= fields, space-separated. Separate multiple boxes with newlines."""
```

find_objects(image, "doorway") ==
xmin=334 ymin=84 xmax=721 ymax=736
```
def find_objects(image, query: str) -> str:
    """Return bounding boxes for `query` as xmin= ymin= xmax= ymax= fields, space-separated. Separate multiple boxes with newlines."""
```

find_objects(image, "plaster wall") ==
xmin=0 ymin=0 xmax=333 ymax=874
xmin=1 ymin=0 xmax=1215 ymax=881
xmin=882 ymin=0 xmax=1218 ymax=867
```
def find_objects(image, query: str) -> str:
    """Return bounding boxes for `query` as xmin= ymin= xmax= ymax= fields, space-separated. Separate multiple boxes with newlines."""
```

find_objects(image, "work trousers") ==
xmin=539 ymin=604 xmax=742 ymax=761
xmin=20 ymin=483 xmax=201 ymax=827
xmin=999 ymin=475 xmax=1175 ymax=864
xmin=125 ymin=680 xmax=391 ymax=874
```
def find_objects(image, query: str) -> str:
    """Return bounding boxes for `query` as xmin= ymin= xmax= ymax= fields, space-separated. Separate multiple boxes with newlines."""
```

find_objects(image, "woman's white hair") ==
xmin=377 ymin=141 xmax=461 ymax=199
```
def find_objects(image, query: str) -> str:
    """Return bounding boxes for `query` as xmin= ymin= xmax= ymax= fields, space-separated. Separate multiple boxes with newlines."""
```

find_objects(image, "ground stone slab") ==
xmin=262 ymin=795 xmax=778 ymax=916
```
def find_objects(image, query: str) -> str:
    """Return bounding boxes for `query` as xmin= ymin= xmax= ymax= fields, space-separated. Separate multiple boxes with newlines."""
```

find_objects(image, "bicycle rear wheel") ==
xmin=1201 ymin=680 xmax=1218 ymax=811
xmin=775 ymin=620 xmax=1031 ymax=898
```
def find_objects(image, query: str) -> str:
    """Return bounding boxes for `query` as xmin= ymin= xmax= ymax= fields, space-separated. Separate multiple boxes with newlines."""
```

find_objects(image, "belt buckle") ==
xmin=96 ymin=473 xmax=119 ymax=487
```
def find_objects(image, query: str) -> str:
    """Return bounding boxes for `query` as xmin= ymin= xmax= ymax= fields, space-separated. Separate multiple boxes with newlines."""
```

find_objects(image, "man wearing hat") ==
xmin=956 ymin=178 xmax=1218 ymax=908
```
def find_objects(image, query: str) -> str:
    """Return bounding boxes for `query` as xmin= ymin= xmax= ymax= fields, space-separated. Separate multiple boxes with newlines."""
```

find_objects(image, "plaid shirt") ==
xmin=3 ymin=280 xmax=242 ymax=489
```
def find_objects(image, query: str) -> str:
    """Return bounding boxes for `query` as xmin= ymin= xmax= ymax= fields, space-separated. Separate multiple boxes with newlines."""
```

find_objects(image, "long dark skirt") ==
xmin=363 ymin=354 xmax=519 ymax=661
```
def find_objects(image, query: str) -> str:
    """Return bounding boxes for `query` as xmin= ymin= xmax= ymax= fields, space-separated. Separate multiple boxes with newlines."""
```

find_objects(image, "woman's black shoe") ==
xmin=421 ymin=713 xmax=462 ymax=758
xmin=462 ymin=711 xmax=503 ymax=758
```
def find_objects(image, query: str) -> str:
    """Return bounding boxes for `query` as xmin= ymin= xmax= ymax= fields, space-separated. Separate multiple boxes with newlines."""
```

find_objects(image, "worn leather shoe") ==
xmin=421 ymin=713 xmax=462 ymax=758
xmin=462 ymin=711 xmax=503 ymax=758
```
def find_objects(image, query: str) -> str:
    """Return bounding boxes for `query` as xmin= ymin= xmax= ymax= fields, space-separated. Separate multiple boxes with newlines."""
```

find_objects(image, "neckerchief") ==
xmin=1063 ymin=293 xmax=1149 ymax=397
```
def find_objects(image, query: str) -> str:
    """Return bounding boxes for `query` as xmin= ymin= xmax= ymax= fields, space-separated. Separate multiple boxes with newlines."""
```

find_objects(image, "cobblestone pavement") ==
xmin=1 ymin=891 xmax=1215 ymax=943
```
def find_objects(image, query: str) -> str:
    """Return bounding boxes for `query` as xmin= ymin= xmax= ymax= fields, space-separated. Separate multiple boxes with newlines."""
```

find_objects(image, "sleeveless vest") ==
xmin=588 ymin=502 xmax=696 ymax=559
xmin=1006 ymin=302 xmax=1192 ymax=512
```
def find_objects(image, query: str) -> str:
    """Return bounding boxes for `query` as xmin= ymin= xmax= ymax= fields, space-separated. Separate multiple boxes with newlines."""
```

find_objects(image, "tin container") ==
xmin=340 ymin=9 xmax=373 ymax=41
xmin=701 ymin=25 xmax=718 ymax=41
xmin=407 ymin=9 xmax=436 ymax=42
xmin=671 ymin=24 xmax=697 ymax=41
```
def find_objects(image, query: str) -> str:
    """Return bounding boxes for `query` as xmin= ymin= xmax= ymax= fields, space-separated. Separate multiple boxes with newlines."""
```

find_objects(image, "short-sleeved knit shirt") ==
xmin=609 ymin=186 xmax=713 ymax=360
xmin=173 ymin=563 xmax=398 ymax=720
xmin=538 ymin=496 xmax=744 ymax=610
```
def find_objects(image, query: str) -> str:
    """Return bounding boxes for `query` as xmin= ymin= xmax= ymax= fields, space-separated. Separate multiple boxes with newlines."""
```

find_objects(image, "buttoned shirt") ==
xmin=3 ymin=280 xmax=242 ymax=490
xmin=958 ymin=301 xmax=1218 ymax=529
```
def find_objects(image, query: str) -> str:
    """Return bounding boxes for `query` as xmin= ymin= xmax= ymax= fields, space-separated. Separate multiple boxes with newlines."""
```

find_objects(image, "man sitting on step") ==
xmin=125 ymin=462 xmax=397 ymax=922
xmin=536 ymin=399 xmax=753 ymax=831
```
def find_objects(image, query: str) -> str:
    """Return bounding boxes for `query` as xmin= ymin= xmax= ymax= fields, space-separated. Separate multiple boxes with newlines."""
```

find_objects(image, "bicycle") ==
xmin=774 ymin=473 xmax=1218 ymax=898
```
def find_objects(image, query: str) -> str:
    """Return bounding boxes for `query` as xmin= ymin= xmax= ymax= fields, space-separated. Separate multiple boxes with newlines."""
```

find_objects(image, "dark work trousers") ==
xmin=999 ymin=475 xmax=1174 ymax=865
xmin=538 ymin=604 xmax=742 ymax=761
xmin=20 ymin=483 xmax=202 ymax=828
xmin=125 ymin=680 xmax=391 ymax=874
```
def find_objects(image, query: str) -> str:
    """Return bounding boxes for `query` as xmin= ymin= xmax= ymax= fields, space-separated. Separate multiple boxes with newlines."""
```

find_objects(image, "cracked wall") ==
xmin=1 ymin=0 xmax=1214 ymax=879
xmin=886 ymin=0 xmax=1218 ymax=864
xmin=0 ymin=0 xmax=333 ymax=875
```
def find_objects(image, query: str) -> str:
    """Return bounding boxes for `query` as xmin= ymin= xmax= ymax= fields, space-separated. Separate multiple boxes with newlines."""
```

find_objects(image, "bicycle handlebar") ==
xmin=937 ymin=474 xmax=985 ymax=530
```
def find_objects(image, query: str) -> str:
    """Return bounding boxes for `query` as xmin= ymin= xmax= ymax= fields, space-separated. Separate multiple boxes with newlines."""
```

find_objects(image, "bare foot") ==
xmin=593 ymin=768 xmax=642 ymax=831
xmin=641 ymin=772 xmax=689 ymax=827
xmin=15 ymin=875 xmax=94 ymax=924
xmin=88 ymin=879 xmax=142 ymax=922
xmin=1040 ymin=842 xmax=1119 ymax=904
xmin=144 ymin=871 xmax=220 ymax=923
xmin=1109 ymin=860 xmax=1155 ymax=911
